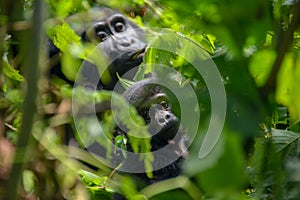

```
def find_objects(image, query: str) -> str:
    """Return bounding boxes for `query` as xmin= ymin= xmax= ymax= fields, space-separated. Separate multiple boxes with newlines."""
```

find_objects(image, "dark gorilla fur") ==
xmin=49 ymin=7 xmax=146 ymax=90
xmin=49 ymin=7 xmax=188 ymax=200
xmin=112 ymin=79 xmax=188 ymax=200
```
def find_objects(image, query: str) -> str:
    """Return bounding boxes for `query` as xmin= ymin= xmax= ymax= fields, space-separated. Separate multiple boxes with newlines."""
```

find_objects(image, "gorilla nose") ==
xmin=119 ymin=37 xmax=132 ymax=47
xmin=118 ymin=36 xmax=146 ymax=49
xmin=156 ymin=110 xmax=177 ymax=127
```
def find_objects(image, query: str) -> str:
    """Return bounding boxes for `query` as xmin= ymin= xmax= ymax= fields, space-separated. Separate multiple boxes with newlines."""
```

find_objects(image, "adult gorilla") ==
xmin=49 ymin=7 xmax=146 ymax=90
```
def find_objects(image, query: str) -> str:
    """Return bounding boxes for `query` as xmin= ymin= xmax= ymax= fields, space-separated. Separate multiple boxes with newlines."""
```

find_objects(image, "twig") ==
xmin=4 ymin=123 xmax=17 ymax=131
xmin=261 ymin=2 xmax=300 ymax=99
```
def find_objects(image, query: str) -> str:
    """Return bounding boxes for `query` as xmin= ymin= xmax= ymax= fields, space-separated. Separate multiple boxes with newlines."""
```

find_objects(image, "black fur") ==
xmin=49 ymin=7 xmax=146 ymax=90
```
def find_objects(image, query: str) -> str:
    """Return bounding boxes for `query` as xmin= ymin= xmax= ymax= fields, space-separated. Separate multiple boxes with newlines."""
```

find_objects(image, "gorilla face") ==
xmin=140 ymin=94 xmax=180 ymax=143
xmin=122 ymin=80 xmax=185 ymax=151
xmin=82 ymin=8 xmax=146 ymax=89
xmin=50 ymin=7 xmax=146 ymax=89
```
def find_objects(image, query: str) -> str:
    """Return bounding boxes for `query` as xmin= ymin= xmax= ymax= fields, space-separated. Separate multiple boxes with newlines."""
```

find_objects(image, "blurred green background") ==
xmin=1 ymin=0 xmax=300 ymax=199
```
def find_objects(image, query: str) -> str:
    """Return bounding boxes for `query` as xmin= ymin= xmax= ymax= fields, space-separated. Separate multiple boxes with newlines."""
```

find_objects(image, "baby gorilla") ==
xmin=123 ymin=79 xmax=188 ymax=158
xmin=112 ymin=79 xmax=188 ymax=199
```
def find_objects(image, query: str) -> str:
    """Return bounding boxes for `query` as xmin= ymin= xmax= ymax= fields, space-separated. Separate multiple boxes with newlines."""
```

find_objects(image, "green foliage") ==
xmin=196 ymin=132 xmax=246 ymax=192
xmin=47 ymin=23 xmax=81 ymax=52
xmin=276 ymin=52 xmax=300 ymax=119
xmin=78 ymin=169 xmax=112 ymax=199
xmin=47 ymin=0 xmax=87 ymax=17
xmin=22 ymin=170 xmax=36 ymax=194
xmin=249 ymin=49 xmax=276 ymax=87
xmin=2 ymin=60 xmax=24 ymax=83
xmin=47 ymin=23 xmax=85 ymax=81
xmin=72 ymin=87 xmax=153 ymax=176
xmin=1 ymin=0 xmax=300 ymax=199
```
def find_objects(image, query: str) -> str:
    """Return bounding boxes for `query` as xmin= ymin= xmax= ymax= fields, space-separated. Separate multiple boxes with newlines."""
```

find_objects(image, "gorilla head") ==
xmin=50 ymin=7 xmax=146 ymax=90
xmin=122 ymin=79 xmax=182 ymax=146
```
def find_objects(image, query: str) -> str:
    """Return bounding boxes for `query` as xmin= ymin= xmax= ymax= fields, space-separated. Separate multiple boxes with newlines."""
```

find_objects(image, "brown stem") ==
xmin=261 ymin=2 xmax=300 ymax=99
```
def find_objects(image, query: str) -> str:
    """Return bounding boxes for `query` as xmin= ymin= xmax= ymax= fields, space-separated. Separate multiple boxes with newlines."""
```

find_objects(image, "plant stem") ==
xmin=6 ymin=1 xmax=44 ymax=199
xmin=262 ymin=2 xmax=300 ymax=99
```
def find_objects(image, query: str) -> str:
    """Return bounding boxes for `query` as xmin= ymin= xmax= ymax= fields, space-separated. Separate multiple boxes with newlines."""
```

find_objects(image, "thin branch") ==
xmin=261 ymin=2 xmax=300 ymax=99
xmin=6 ymin=1 xmax=44 ymax=199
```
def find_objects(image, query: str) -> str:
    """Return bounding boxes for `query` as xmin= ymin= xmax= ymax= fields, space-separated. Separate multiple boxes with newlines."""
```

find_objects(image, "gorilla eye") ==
xmin=96 ymin=31 xmax=108 ymax=42
xmin=160 ymin=101 xmax=169 ymax=109
xmin=114 ymin=22 xmax=125 ymax=32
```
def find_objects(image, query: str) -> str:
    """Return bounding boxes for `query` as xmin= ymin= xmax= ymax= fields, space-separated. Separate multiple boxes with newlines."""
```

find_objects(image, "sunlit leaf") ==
xmin=78 ymin=170 xmax=112 ymax=199
xmin=48 ymin=0 xmax=83 ymax=17
xmin=78 ymin=169 xmax=106 ymax=186
xmin=276 ymin=52 xmax=300 ymax=120
xmin=131 ymin=194 xmax=148 ymax=200
xmin=48 ymin=23 xmax=81 ymax=52
xmin=249 ymin=49 xmax=276 ymax=87
xmin=2 ymin=61 xmax=24 ymax=82
xmin=119 ymin=176 xmax=138 ymax=198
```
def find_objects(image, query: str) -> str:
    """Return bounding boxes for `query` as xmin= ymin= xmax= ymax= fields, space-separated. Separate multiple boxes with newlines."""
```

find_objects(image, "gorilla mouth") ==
xmin=150 ymin=119 xmax=180 ymax=140
xmin=160 ymin=120 xmax=180 ymax=133
xmin=131 ymin=47 xmax=146 ymax=60
xmin=123 ymin=47 xmax=146 ymax=67
xmin=156 ymin=122 xmax=180 ymax=141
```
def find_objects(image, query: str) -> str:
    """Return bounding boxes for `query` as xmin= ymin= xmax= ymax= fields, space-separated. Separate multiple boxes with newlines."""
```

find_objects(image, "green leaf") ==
xmin=2 ymin=60 xmax=24 ymax=82
xmin=22 ymin=170 xmax=35 ymax=193
xmin=271 ymin=129 xmax=300 ymax=152
xmin=48 ymin=23 xmax=81 ymax=52
xmin=276 ymin=52 xmax=300 ymax=120
xmin=249 ymin=49 xmax=276 ymax=87
xmin=60 ymin=84 xmax=73 ymax=98
xmin=78 ymin=170 xmax=112 ymax=199
xmin=195 ymin=130 xmax=246 ymax=193
xmin=130 ymin=194 xmax=148 ymax=200
xmin=48 ymin=0 xmax=83 ymax=17
xmin=117 ymin=73 xmax=135 ymax=90
xmin=5 ymin=89 xmax=23 ymax=105
xmin=88 ymin=188 xmax=112 ymax=200
xmin=119 ymin=175 xmax=138 ymax=198
xmin=60 ymin=43 xmax=82 ymax=81
xmin=78 ymin=169 xmax=106 ymax=186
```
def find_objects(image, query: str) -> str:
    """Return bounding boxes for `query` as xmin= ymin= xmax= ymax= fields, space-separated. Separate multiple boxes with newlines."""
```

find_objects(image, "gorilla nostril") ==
xmin=158 ymin=118 xmax=165 ymax=124
xmin=121 ymin=41 xmax=131 ymax=47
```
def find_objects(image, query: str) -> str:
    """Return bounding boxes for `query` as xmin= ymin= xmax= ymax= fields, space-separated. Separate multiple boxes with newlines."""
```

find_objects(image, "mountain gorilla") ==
xmin=111 ymin=79 xmax=188 ymax=200
xmin=49 ymin=7 xmax=146 ymax=90
xmin=122 ymin=79 xmax=188 ymax=179
xmin=49 ymin=7 xmax=188 ymax=199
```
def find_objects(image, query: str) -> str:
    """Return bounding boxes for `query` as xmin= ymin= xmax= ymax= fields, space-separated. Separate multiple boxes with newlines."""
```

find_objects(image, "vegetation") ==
xmin=1 ymin=0 xmax=300 ymax=199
